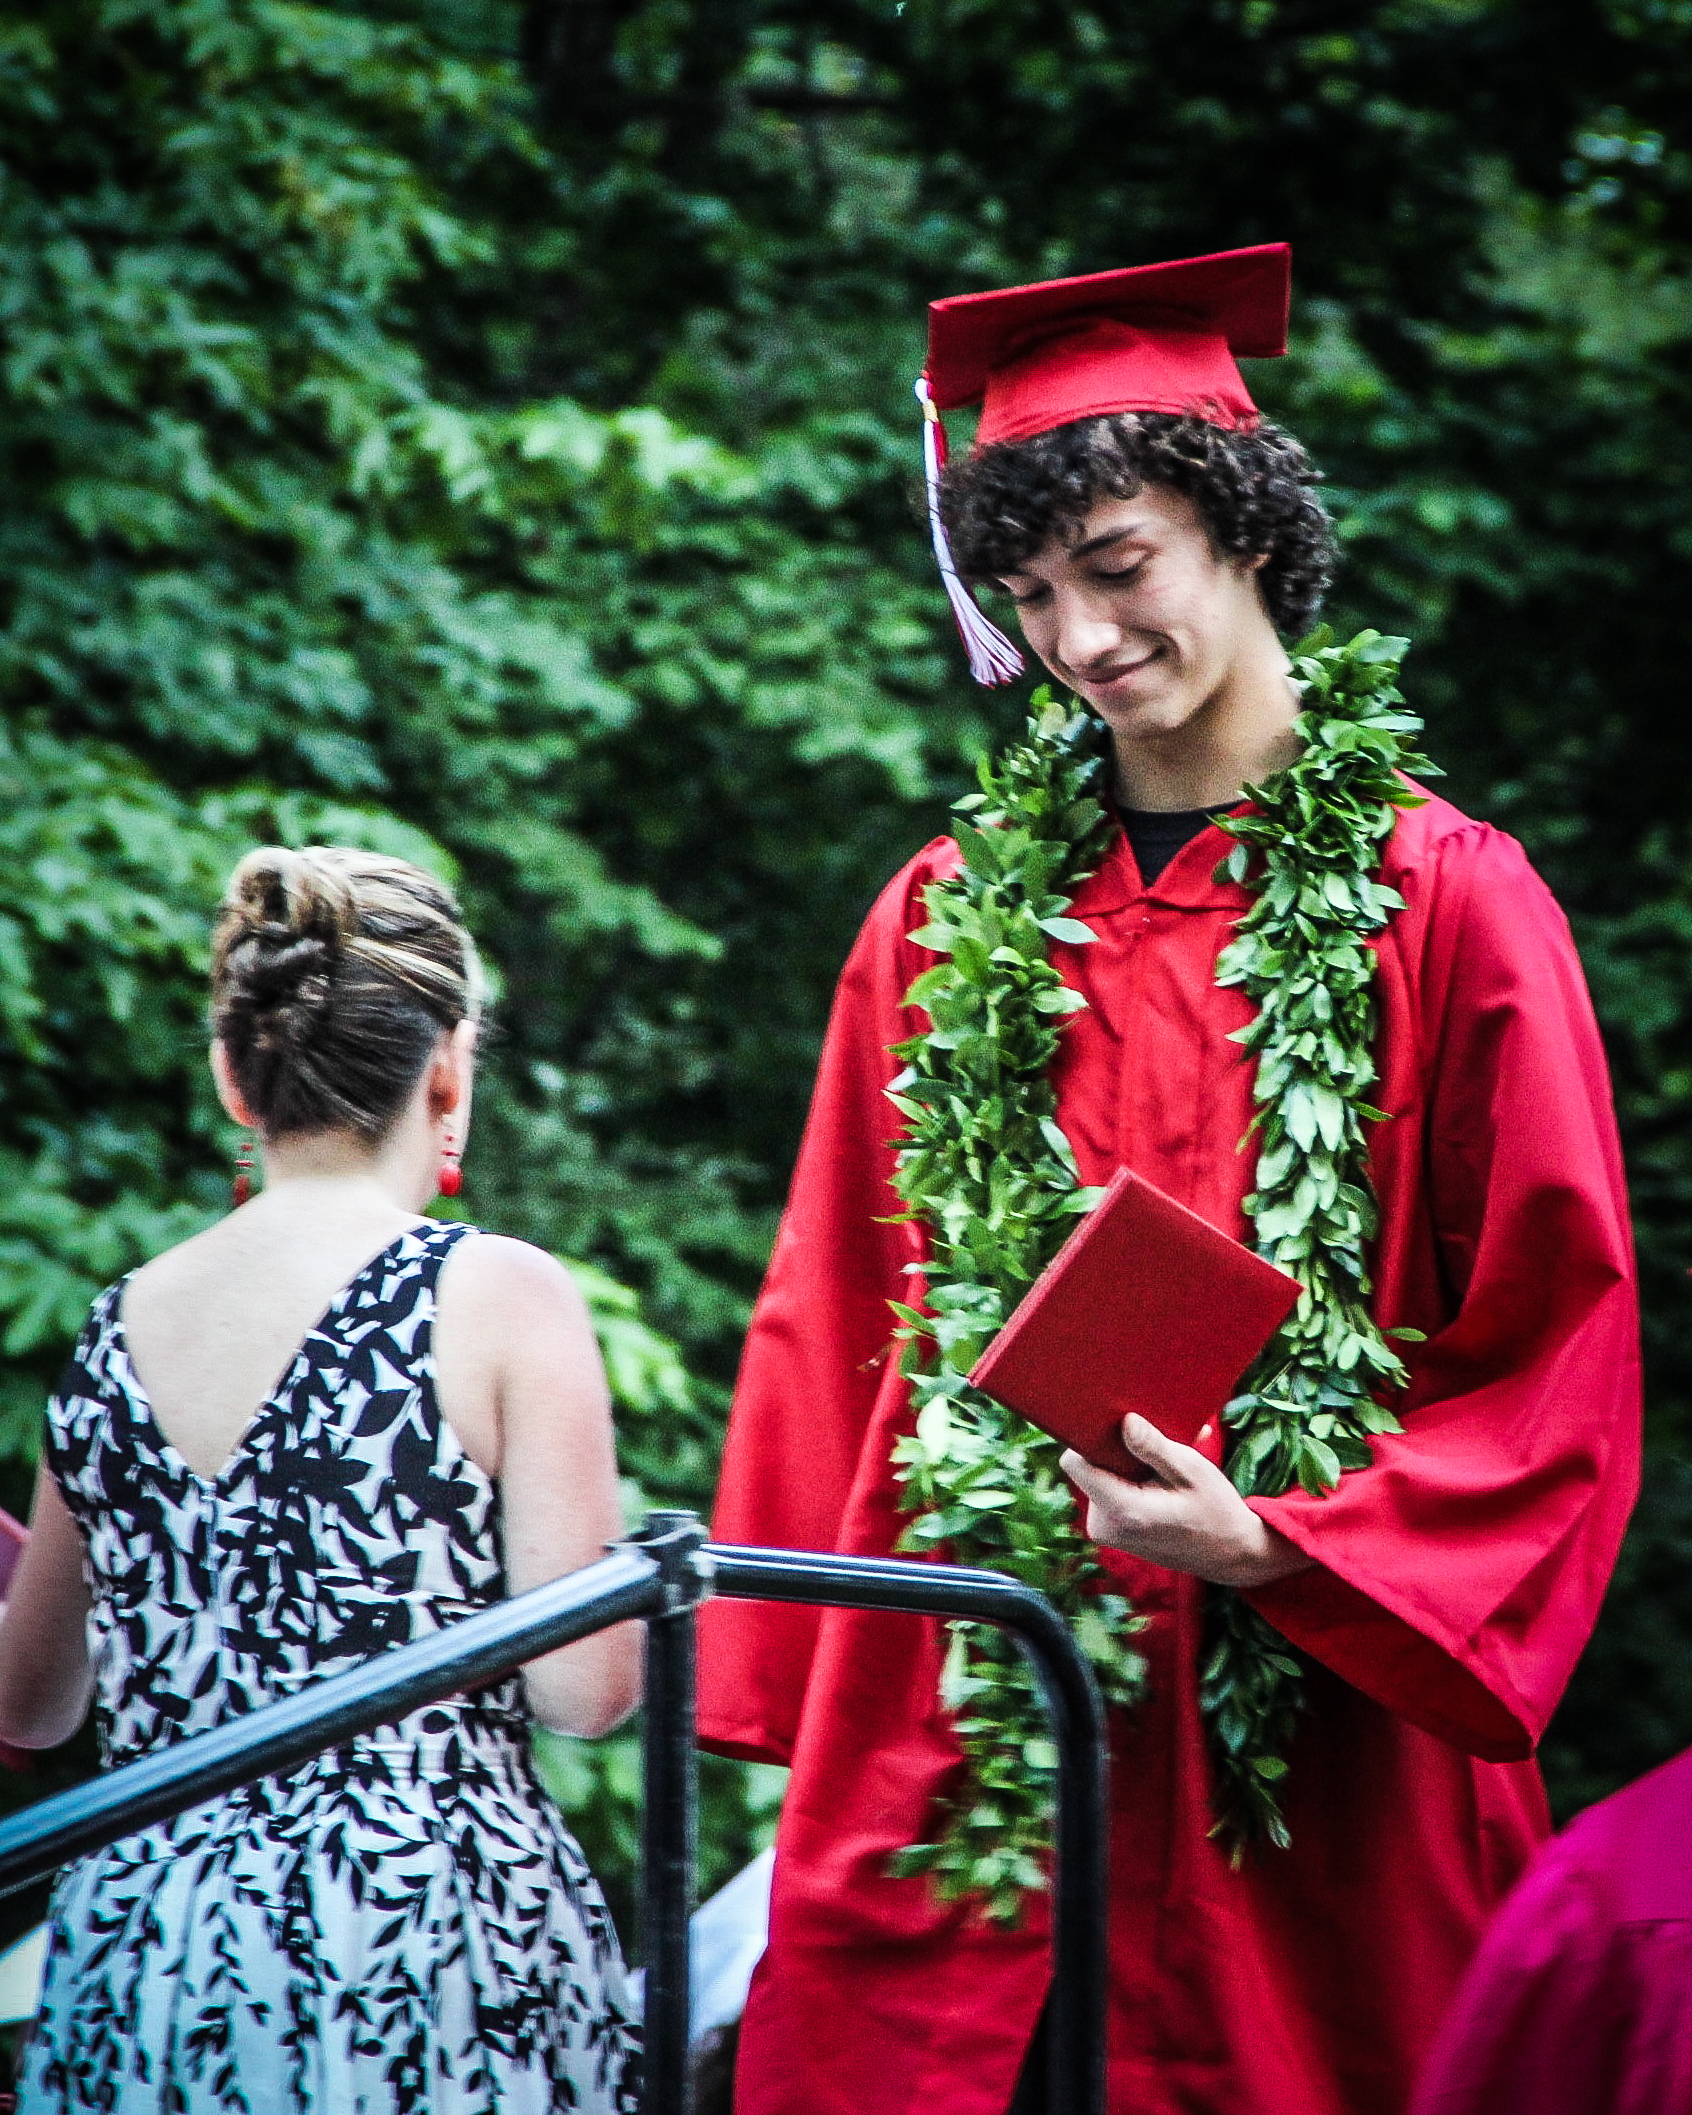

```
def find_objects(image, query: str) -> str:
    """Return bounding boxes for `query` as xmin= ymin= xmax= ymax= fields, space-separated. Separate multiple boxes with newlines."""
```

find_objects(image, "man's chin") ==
xmin=1087 ymin=689 xmax=1192 ymax=742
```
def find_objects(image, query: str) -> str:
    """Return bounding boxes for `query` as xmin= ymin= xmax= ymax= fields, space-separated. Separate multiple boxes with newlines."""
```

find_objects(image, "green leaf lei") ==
xmin=887 ymin=628 xmax=1436 ymax=1915
xmin=1200 ymin=627 xmax=1438 ymax=1851
xmin=883 ymin=691 xmax=1148 ymax=1927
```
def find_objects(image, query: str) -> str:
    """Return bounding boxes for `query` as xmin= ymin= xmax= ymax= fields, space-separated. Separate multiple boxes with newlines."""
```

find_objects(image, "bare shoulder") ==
xmin=438 ymin=1232 xmax=593 ymax=1335
xmin=122 ymin=1215 xmax=243 ymax=1309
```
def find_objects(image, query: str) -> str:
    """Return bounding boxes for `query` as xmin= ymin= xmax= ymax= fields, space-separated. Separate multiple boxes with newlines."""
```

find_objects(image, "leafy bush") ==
xmin=2 ymin=0 xmax=1690 ymax=1959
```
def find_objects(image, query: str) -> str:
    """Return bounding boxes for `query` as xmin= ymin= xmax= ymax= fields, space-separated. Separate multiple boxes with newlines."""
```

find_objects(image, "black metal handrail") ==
xmin=705 ymin=1542 xmax=1108 ymax=2115
xmin=0 ymin=1515 xmax=1108 ymax=2115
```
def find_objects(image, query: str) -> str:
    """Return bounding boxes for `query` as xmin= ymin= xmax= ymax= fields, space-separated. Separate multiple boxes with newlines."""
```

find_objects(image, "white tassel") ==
xmin=915 ymin=375 xmax=1025 ymax=688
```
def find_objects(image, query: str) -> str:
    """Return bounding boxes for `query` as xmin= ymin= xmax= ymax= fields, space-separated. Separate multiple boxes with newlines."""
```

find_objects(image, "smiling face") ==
xmin=997 ymin=483 xmax=1284 ymax=750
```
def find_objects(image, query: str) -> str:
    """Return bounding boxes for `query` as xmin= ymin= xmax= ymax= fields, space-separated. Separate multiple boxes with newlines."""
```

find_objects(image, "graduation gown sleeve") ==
xmin=696 ymin=849 xmax=943 ymax=1765
xmin=1247 ymin=822 xmax=1641 ymax=1760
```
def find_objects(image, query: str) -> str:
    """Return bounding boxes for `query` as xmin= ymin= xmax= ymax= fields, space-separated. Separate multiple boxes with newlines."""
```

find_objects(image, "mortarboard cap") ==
xmin=914 ymin=243 xmax=1292 ymax=684
xmin=927 ymin=244 xmax=1290 ymax=441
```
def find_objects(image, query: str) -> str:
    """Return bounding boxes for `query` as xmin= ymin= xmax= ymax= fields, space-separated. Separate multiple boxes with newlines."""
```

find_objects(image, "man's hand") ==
xmin=1060 ymin=1413 xmax=1316 ymax=1589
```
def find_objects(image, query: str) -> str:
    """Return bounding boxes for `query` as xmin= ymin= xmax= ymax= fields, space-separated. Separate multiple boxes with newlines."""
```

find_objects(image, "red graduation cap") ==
xmin=915 ymin=243 xmax=1292 ymax=685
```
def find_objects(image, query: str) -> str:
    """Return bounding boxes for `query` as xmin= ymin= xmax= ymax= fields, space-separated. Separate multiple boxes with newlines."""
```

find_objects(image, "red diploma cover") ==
xmin=969 ymin=1165 xmax=1300 ymax=1472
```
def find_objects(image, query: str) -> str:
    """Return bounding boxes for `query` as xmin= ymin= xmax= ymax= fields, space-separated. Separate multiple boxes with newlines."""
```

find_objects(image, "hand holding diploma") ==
xmin=1061 ymin=1414 xmax=1314 ymax=1590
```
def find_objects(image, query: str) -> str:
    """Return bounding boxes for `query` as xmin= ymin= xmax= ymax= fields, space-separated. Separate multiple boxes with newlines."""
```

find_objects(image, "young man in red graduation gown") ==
xmin=697 ymin=245 xmax=1641 ymax=2115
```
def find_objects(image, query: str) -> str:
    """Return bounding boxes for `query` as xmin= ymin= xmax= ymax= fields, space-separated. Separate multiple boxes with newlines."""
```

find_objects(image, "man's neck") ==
xmin=1111 ymin=656 xmax=1302 ymax=814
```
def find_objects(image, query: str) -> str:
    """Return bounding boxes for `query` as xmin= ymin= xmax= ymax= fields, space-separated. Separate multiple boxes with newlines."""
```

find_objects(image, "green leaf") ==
xmin=1038 ymin=916 xmax=1097 ymax=945
xmin=915 ymin=1396 xmax=953 ymax=1455
xmin=903 ymin=964 xmax=956 ymax=1009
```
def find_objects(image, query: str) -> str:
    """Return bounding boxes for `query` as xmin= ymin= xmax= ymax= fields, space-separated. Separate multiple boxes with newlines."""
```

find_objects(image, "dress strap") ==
xmin=412 ymin=1218 xmax=479 ymax=1277
xmin=279 ymin=1219 xmax=480 ymax=1406
xmin=386 ymin=1218 xmax=478 ymax=1355
xmin=382 ymin=1219 xmax=480 ymax=1439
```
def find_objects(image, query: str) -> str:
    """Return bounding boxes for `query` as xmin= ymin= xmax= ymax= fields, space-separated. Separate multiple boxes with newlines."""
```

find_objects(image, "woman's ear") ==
xmin=426 ymin=1019 xmax=478 ymax=1122
xmin=209 ymin=1041 xmax=257 ymax=1129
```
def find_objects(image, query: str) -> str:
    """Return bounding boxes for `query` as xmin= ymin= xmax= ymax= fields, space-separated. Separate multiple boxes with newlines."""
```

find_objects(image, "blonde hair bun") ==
xmin=212 ymin=846 xmax=479 ymax=1140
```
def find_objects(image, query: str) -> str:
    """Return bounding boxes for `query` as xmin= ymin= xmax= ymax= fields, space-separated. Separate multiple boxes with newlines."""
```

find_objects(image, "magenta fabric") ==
xmin=1413 ymin=1743 xmax=1692 ymax=2115
xmin=0 ymin=1505 xmax=28 ymax=1770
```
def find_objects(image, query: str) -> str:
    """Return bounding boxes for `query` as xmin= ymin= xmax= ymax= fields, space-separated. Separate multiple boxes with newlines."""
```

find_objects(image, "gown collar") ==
xmin=1069 ymin=801 xmax=1257 ymax=917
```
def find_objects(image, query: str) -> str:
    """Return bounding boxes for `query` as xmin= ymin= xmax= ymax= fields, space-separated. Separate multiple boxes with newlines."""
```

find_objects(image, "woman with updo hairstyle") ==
xmin=0 ymin=846 xmax=642 ymax=2114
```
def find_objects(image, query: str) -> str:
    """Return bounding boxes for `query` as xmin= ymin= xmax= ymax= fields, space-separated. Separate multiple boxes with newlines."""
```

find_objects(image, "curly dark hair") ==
xmin=938 ymin=412 xmax=1337 ymax=638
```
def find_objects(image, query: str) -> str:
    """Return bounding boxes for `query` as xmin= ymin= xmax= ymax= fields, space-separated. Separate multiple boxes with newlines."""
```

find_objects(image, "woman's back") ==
xmin=57 ymin=1222 xmax=513 ymax=1758
xmin=114 ymin=1175 xmax=463 ymax=1481
xmin=4 ymin=845 xmax=641 ymax=2114
xmin=23 ymin=1220 xmax=640 ymax=2114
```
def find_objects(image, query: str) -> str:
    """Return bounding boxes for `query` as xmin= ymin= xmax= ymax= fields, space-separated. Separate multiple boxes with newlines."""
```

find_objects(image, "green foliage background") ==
xmin=1 ymin=0 xmax=1689 ymax=1945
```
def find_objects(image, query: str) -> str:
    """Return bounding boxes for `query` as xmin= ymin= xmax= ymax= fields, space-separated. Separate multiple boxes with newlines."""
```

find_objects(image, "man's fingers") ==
xmin=1059 ymin=1447 xmax=1111 ymax=1500
xmin=1063 ymin=1445 xmax=1158 ymax=1495
xmin=1062 ymin=1442 xmax=1180 ymax=1520
xmin=1120 ymin=1412 xmax=1194 ymax=1487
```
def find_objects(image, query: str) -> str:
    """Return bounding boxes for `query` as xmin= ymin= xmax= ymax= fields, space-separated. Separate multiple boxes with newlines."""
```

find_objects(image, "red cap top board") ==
xmin=925 ymin=243 xmax=1291 ymax=443
xmin=911 ymin=242 xmax=1292 ymax=688
xmin=969 ymin=1166 xmax=1301 ymax=1477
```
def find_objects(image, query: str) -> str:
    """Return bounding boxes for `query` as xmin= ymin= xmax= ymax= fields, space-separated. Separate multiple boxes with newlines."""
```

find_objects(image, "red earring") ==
xmin=233 ymin=1137 xmax=255 ymax=1207
xmin=437 ymin=1140 xmax=462 ymax=1199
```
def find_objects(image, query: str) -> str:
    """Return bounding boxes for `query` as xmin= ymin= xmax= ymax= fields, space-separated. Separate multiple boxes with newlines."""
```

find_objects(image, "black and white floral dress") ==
xmin=20 ymin=1221 xmax=640 ymax=2114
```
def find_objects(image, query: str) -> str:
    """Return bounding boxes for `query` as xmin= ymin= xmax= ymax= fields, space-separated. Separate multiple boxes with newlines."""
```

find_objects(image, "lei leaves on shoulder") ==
xmin=884 ymin=691 xmax=1148 ymax=1927
xmin=1202 ymin=625 xmax=1437 ymax=1853
xmin=887 ymin=629 xmax=1435 ymax=1916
